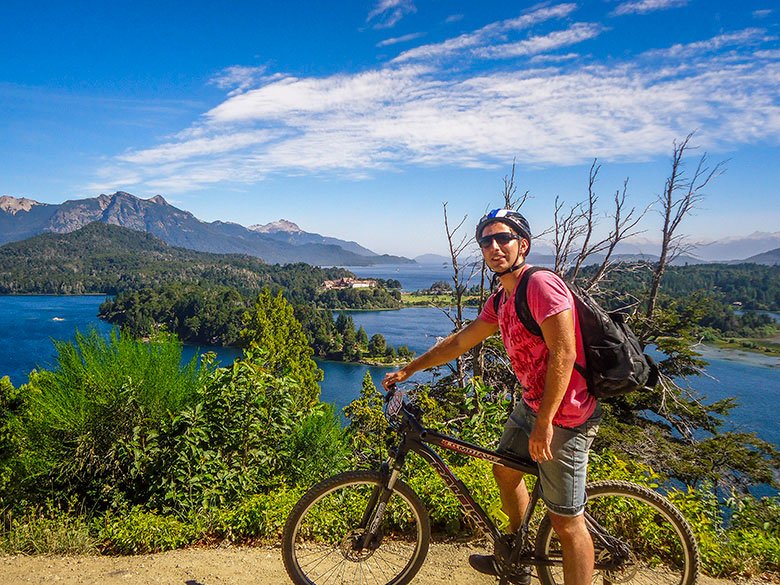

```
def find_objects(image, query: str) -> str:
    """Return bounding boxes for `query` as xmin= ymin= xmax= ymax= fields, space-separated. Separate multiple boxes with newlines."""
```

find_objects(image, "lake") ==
xmin=1 ymin=293 xmax=778 ymax=454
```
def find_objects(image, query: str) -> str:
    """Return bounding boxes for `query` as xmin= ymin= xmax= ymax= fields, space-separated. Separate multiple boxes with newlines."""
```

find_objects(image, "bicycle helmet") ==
xmin=475 ymin=209 xmax=532 ymax=252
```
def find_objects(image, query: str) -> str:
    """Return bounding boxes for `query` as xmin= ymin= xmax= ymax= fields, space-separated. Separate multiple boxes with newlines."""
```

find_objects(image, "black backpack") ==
xmin=493 ymin=267 xmax=658 ymax=398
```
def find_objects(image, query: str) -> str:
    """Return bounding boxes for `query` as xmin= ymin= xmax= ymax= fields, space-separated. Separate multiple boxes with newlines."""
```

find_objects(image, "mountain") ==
xmin=248 ymin=219 xmax=380 ymax=257
xmin=740 ymin=247 xmax=780 ymax=266
xmin=0 ymin=192 xmax=413 ymax=266
xmin=697 ymin=232 xmax=780 ymax=261
xmin=0 ymin=222 xmax=272 ymax=294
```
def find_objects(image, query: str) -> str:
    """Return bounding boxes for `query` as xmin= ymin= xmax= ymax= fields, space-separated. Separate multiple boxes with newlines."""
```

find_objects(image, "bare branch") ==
xmin=502 ymin=160 xmax=530 ymax=209
xmin=646 ymin=133 xmax=726 ymax=318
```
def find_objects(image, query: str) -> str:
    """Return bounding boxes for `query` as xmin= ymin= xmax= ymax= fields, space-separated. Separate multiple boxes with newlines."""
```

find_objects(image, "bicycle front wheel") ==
xmin=535 ymin=480 xmax=700 ymax=585
xmin=282 ymin=470 xmax=430 ymax=585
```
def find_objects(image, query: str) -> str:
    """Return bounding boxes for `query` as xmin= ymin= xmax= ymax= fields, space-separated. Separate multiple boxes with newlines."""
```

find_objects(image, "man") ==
xmin=382 ymin=209 xmax=601 ymax=585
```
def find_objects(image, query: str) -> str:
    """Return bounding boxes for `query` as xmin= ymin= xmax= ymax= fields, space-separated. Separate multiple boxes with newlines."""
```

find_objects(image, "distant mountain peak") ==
xmin=1 ymin=192 xmax=412 ymax=266
xmin=0 ymin=195 xmax=44 ymax=215
xmin=249 ymin=219 xmax=304 ymax=234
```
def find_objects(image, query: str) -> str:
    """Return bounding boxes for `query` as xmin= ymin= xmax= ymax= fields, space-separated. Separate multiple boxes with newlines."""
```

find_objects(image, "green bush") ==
xmin=16 ymin=328 xmax=205 ymax=510
xmin=142 ymin=349 xmax=316 ymax=516
xmin=669 ymin=487 xmax=780 ymax=578
xmin=285 ymin=403 xmax=349 ymax=486
xmin=217 ymin=488 xmax=303 ymax=540
xmin=1 ymin=508 xmax=96 ymax=554
xmin=97 ymin=507 xmax=200 ymax=554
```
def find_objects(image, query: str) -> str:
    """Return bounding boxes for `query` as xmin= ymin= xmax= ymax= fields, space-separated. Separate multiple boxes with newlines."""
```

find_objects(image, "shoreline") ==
xmin=697 ymin=343 xmax=780 ymax=369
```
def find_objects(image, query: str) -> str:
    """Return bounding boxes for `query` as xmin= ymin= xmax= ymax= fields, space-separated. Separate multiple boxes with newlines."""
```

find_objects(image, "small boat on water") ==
xmin=52 ymin=317 xmax=65 ymax=321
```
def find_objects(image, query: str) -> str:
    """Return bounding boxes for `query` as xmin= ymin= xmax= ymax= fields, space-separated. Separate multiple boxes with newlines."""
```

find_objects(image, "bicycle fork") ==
xmin=357 ymin=460 xmax=403 ymax=551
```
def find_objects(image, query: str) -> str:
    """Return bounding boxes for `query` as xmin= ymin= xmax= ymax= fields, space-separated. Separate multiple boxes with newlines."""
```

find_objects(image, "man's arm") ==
xmin=528 ymin=308 xmax=577 ymax=462
xmin=382 ymin=318 xmax=498 ymax=389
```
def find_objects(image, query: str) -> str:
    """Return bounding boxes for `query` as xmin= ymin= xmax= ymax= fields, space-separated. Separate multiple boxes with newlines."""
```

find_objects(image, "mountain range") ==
xmin=0 ymin=192 xmax=412 ymax=266
xmin=1 ymin=192 xmax=778 ymax=266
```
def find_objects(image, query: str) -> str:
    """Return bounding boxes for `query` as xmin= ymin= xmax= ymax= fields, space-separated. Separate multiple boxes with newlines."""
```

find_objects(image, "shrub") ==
xmin=1 ymin=508 xmax=97 ymax=554
xmin=17 ymin=329 xmax=205 ymax=510
xmin=143 ymin=350 xmax=315 ymax=515
xmin=97 ymin=507 xmax=200 ymax=554
xmin=285 ymin=403 xmax=349 ymax=486
xmin=216 ymin=488 xmax=303 ymax=540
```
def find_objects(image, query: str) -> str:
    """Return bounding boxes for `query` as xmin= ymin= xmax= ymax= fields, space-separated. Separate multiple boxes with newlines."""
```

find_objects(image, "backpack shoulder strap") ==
xmin=514 ymin=266 xmax=553 ymax=338
xmin=492 ymin=286 xmax=504 ymax=314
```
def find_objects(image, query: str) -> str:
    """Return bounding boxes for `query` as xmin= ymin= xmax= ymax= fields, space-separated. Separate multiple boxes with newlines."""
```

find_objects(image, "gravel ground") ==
xmin=0 ymin=542 xmax=768 ymax=585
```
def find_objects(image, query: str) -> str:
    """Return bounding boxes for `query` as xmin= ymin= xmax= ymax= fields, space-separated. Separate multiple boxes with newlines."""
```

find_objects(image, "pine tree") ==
xmin=241 ymin=289 xmax=323 ymax=407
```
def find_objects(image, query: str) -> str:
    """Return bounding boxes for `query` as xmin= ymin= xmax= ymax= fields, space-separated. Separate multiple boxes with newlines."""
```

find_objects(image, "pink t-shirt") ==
xmin=478 ymin=267 xmax=596 ymax=428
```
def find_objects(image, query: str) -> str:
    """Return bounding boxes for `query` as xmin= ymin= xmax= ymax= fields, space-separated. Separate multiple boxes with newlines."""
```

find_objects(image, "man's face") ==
xmin=479 ymin=222 xmax=527 ymax=272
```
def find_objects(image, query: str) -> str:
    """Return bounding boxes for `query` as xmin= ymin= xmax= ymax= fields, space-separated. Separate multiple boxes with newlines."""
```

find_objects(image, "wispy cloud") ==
xmin=753 ymin=9 xmax=773 ymax=19
xmin=100 ymin=14 xmax=780 ymax=194
xmin=367 ymin=0 xmax=416 ymax=29
xmin=641 ymin=28 xmax=771 ymax=59
xmin=474 ymin=23 xmax=603 ymax=60
xmin=210 ymin=66 xmax=270 ymax=96
xmin=612 ymin=0 xmax=688 ymax=17
xmin=377 ymin=32 xmax=425 ymax=48
xmin=393 ymin=3 xmax=578 ymax=63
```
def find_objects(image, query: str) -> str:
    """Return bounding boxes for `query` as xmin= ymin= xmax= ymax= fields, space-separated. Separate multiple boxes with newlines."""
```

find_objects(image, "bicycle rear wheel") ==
xmin=535 ymin=480 xmax=700 ymax=585
xmin=282 ymin=470 xmax=430 ymax=585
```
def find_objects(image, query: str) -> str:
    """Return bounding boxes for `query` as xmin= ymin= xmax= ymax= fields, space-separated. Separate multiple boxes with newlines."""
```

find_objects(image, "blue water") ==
xmin=340 ymin=307 xmax=479 ymax=356
xmin=0 ymin=292 xmax=776 ymax=445
xmin=2 ymin=295 xmax=778 ymax=451
xmin=0 ymin=296 xmax=460 ymax=407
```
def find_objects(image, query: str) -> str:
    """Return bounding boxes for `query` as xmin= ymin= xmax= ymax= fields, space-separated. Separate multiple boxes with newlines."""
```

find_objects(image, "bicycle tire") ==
xmin=282 ymin=470 xmax=431 ymax=585
xmin=534 ymin=480 xmax=700 ymax=585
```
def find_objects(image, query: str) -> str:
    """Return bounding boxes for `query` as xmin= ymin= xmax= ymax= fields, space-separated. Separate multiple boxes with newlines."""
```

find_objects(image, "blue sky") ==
xmin=1 ymin=0 xmax=778 ymax=258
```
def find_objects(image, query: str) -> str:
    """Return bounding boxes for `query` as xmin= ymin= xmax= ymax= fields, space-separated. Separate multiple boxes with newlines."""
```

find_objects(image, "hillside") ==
xmin=0 ymin=222 xmax=345 ymax=295
xmin=741 ymin=247 xmax=780 ymax=266
xmin=0 ymin=192 xmax=413 ymax=266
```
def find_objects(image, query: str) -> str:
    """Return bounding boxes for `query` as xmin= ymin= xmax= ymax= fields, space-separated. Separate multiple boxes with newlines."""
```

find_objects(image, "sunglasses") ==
xmin=477 ymin=233 xmax=520 ymax=249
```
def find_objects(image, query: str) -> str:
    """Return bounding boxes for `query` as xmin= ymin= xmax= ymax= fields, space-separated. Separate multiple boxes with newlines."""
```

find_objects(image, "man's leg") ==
xmin=547 ymin=511 xmax=594 ymax=585
xmin=492 ymin=464 xmax=529 ymax=532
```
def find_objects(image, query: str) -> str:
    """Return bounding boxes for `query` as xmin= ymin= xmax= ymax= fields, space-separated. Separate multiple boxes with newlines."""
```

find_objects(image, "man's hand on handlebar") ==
xmin=382 ymin=369 xmax=410 ymax=391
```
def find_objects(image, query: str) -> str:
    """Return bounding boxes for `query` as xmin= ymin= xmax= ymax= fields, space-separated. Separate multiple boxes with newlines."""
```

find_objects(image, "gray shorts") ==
xmin=498 ymin=400 xmax=601 ymax=517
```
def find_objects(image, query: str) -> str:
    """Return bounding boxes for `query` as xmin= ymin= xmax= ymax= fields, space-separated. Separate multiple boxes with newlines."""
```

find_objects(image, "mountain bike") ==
xmin=282 ymin=386 xmax=700 ymax=585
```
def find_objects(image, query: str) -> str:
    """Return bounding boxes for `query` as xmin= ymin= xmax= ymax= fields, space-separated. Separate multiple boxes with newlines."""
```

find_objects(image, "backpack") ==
xmin=493 ymin=267 xmax=659 ymax=398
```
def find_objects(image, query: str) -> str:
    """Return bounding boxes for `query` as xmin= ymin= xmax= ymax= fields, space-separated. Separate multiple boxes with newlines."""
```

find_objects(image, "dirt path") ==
xmin=0 ymin=543 xmax=761 ymax=585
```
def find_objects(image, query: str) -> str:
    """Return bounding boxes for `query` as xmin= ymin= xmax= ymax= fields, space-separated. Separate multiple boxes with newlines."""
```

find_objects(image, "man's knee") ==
xmin=548 ymin=511 xmax=588 ymax=542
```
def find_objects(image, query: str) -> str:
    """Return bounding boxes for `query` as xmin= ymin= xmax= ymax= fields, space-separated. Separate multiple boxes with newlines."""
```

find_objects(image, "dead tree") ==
xmin=442 ymin=202 xmax=476 ymax=387
xmin=550 ymin=160 xmax=646 ymax=290
xmin=645 ymin=133 xmax=726 ymax=319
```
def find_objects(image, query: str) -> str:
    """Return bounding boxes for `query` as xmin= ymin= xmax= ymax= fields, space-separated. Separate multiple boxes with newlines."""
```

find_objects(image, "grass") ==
xmin=712 ymin=337 xmax=780 ymax=356
xmin=401 ymin=292 xmax=482 ymax=307
xmin=1 ymin=512 xmax=97 ymax=555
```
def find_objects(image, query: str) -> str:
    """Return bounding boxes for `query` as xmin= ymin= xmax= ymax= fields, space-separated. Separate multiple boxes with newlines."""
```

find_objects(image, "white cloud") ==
xmin=102 ymin=19 xmax=780 ymax=194
xmin=530 ymin=52 xmax=580 ymax=64
xmin=367 ymin=0 xmax=416 ymax=29
xmin=377 ymin=32 xmax=426 ymax=47
xmin=753 ymin=9 xmax=773 ymax=19
xmin=210 ymin=66 xmax=269 ymax=96
xmin=612 ymin=0 xmax=688 ymax=17
xmin=393 ymin=3 xmax=578 ymax=63
xmin=117 ymin=130 xmax=281 ymax=165
xmin=474 ymin=23 xmax=603 ymax=60
xmin=641 ymin=28 xmax=770 ymax=59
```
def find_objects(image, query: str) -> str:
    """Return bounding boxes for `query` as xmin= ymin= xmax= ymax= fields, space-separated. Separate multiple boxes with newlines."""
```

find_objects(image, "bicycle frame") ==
xmin=385 ymin=402 xmax=541 ymax=548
